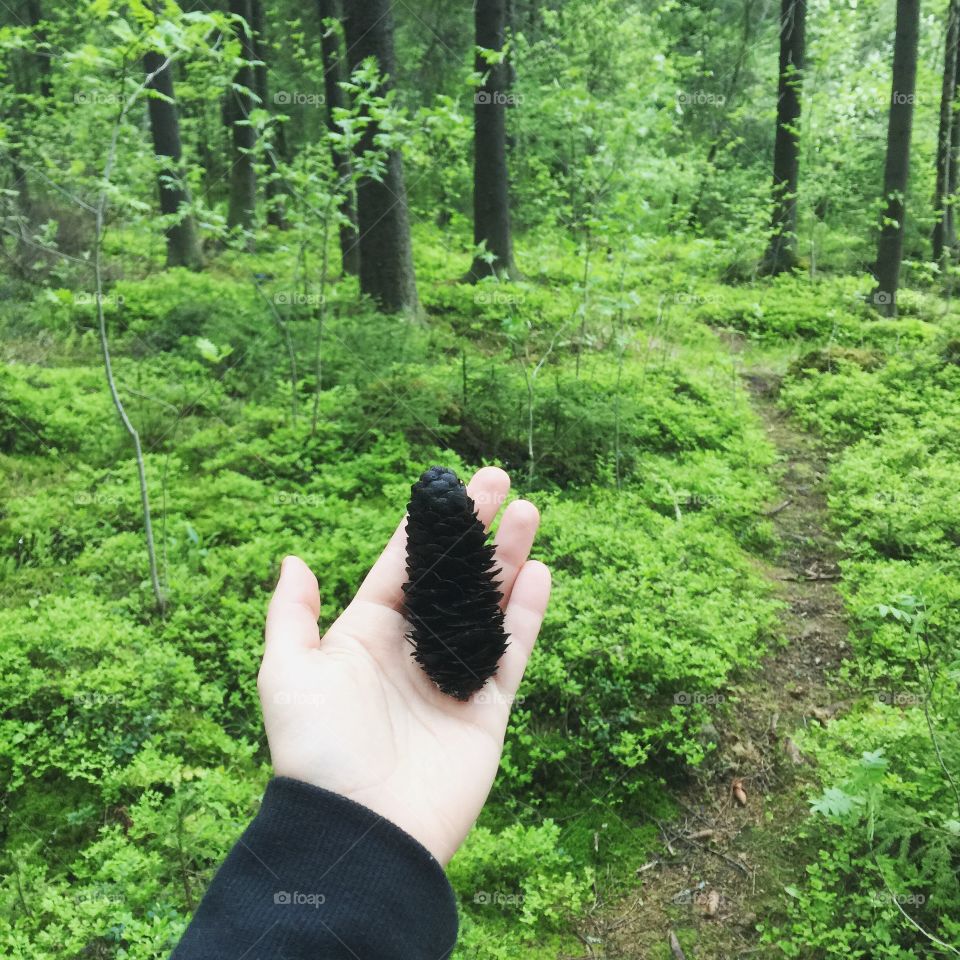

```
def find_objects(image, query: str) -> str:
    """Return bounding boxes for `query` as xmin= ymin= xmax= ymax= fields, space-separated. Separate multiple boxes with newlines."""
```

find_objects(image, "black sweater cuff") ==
xmin=171 ymin=776 xmax=459 ymax=959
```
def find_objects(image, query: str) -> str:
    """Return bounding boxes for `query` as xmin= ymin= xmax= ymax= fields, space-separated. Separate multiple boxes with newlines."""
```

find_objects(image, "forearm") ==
xmin=171 ymin=777 xmax=458 ymax=960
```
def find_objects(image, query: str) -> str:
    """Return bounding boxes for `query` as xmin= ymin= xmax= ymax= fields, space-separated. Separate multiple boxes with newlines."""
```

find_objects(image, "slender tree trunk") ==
xmin=144 ymin=51 xmax=203 ymax=270
xmin=26 ymin=0 xmax=51 ymax=99
xmin=468 ymin=0 xmax=517 ymax=281
xmin=687 ymin=0 xmax=758 ymax=230
xmin=226 ymin=0 xmax=258 ymax=238
xmin=761 ymin=0 xmax=806 ymax=275
xmin=938 ymin=0 xmax=960 ymax=256
xmin=936 ymin=0 xmax=960 ymax=263
xmin=874 ymin=0 xmax=920 ymax=316
xmin=6 ymin=154 xmax=32 ymax=277
xmin=316 ymin=0 xmax=359 ymax=274
xmin=9 ymin=0 xmax=48 ymax=221
xmin=342 ymin=0 xmax=419 ymax=313
xmin=10 ymin=159 xmax=30 ymax=209
xmin=949 ymin=31 xmax=960 ymax=256
xmin=250 ymin=0 xmax=286 ymax=229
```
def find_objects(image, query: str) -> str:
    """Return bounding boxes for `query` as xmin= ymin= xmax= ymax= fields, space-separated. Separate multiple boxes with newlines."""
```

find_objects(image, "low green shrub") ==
xmin=769 ymin=304 xmax=960 ymax=958
xmin=503 ymin=491 xmax=781 ymax=792
xmin=693 ymin=273 xmax=867 ymax=340
xmin=764 ymin=706 xmax=960 ymax=959
xmin=0 ymin=241 xmax=787 ymax=958
xmin=449 ymin=820 xmax=593 ymax=931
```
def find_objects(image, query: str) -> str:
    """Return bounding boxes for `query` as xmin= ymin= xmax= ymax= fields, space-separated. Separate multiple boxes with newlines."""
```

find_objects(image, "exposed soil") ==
xmin=573 ymin=367 xmax=854 ymax=959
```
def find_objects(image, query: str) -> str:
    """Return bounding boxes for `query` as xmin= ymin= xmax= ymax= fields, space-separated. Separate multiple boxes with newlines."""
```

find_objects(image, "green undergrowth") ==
xmin=761 ymin=308 xmax=960 ymax=957
xmin=0 ymin=234 xmax=783 ymax=957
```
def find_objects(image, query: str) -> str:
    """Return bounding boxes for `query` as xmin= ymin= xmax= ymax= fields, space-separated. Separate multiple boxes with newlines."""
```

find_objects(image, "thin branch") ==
xmin=92 ymin=52 xmax=181 ymax=613
xmin=877 ymin=864 xmax=960 ymax=956
xmin=252 ymin=275 xmax=299 ymax=424
xmin=913 ymin=624 xmax=960 ymax=820
xmin=310 ymin=193 xmax=335 ymax=436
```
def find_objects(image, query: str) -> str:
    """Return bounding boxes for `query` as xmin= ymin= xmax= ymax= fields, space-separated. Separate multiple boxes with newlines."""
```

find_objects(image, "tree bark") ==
xmin=874 ymin=0 xmax=920 ymax=316
xmin=250 ymin=0 xmax=286 ymax=229
xmin=316 ymin=0 xmax=360 ymax=275
xmin=934 ymin=0 xmax=960 ymax=264
xmin=26 ymin=0 xmax=51 ymax=99
xmin=949 ymin=24 xmax=960 ymax=256
xmin=226 ymin=0 xmax=258 ymax=238
xmin=686 ymin=0 xmax=759 ymax=231
xmin=144 ymin=51 xmax=203 ymax=270
xmin=342 ymin=0 xmax=419 ymax=313
xmin=468 ymin=0 xmax=517 ymax=281
xmin=8 ymin=0 xmax=49 ymax=219
xmin=761 ymin=0 xmax=806 ymax=275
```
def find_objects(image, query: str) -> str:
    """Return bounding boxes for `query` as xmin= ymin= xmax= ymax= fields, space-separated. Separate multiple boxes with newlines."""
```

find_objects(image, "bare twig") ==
xmin=878 ymin=864 xmax=960 ymax=956
xmin=252 ymin=275 xmax=299 ymax=424
xmin=310 ymin=192 xmax=336 ymax=436
xmin=93 ymin=52 xmax=182 ymax=613
xmin=510 ymin=319 xmax=571 ymax=485
xmin=668 ymin=930 xmax=687 ymax=960
xmin=913 ymin=622 xmax=960 ymax=820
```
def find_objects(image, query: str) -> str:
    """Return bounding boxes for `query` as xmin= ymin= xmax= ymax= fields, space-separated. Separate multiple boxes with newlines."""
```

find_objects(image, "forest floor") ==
xmin=580 ymin=352 xmax=855 ymax=959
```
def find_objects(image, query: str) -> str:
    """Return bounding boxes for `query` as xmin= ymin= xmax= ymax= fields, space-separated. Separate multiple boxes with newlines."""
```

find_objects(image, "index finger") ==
xmin=353 ymin=466 xmax=511 ymax=613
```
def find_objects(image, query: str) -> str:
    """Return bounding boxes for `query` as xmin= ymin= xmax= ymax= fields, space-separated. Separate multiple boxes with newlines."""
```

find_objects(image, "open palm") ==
xmin=258 ymin=467 xmax=550 ymax=866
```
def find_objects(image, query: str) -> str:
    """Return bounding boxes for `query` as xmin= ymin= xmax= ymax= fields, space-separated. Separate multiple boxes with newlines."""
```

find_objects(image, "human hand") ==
xmin=258 ymin=467 xmax=550 ymax=866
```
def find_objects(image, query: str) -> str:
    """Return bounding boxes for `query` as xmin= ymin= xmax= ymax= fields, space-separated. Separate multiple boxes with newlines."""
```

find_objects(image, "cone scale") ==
xmin=402 ymin=466 xmax=509 ymax=700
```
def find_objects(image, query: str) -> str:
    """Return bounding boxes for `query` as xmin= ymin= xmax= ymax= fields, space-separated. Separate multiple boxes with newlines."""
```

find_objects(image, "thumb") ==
xmin=264 ymin=555 xmax=322 ymax=655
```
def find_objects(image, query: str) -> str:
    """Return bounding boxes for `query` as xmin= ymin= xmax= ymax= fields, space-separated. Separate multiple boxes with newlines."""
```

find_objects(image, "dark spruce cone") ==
xmin=402 ymin=466 xmax=509 ymax=700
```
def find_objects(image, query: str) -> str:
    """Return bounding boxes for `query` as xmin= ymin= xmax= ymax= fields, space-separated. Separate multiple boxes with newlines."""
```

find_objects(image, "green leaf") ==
xmin=811 ymin=787 xmax=859 ymax=818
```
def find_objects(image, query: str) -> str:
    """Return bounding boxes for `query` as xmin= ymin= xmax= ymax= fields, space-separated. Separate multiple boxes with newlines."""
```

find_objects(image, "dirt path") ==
xmin=579 ymin=369 xmax=853 ymax=959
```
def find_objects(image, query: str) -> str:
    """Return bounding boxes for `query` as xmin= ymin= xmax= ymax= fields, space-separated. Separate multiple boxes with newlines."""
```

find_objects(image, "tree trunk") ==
xmin=935 ymin=0 xmax=960 ymax=263
xmin=26 ymin=0 xmax=51 ymax=99
xmin=342 ymin=0 xmax=419 ymax=313
xmin=932 ymin=0 xmax=959 ymax=264
xmin=949 ymin=24 xmax=960 ymax=256
xmin=468 ymin=0 xmax=517 ymax=281
xmin=226 ymin=0 xmax=258 ymax=238
xmin=874 ymin=0 xmax=920 ymax=316
xmin=250 ymin=0 xmax=286 ymax=229
xmin=687 ymin=0 xmax=758 ymax=231
xmin=317 ymin=0 xmax=360 ymax=275
xmin=14 ymin=0 xmax=48 ymax=212
xmin=761 ymin=0 xmax=806 ymax=275
xmin=144 ymin=51 xmax=203 ymax=270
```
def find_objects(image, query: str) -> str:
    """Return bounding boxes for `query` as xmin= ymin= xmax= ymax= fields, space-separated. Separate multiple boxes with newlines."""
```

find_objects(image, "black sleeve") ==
xmin=171 ymin=776 xmax=459 ymax=960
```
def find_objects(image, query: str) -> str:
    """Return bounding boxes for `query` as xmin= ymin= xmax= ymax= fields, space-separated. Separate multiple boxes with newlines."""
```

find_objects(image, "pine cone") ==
xmin=402 ymin=466 xmax=509 ymax=700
